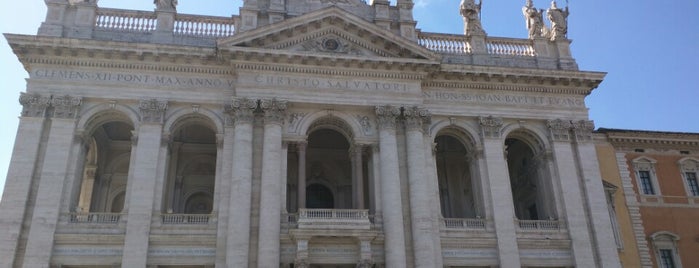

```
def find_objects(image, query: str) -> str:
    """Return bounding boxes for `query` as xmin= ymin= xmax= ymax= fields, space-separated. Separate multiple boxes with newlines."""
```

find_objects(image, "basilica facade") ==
xmin=0 ymin=0 xmax=621 ymax=267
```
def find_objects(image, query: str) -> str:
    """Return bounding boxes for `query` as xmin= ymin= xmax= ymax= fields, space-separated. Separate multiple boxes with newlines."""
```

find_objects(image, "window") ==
xmin=678 ymin=158 xmax=699 ymax=197
xmin=639 ymin=170 xmax=655 ymax=195
xmin=632 ymin=156 xmax=661 ymax=196
xmin=659 ymin=249 xmax=676 ymax=268
xmin=686 ymin=172 xmax=699 ymax=196
xmin=650 ymin=231 xmax=683 ymax=268
xmin=603 ymin=181 xmax=623 ymax=249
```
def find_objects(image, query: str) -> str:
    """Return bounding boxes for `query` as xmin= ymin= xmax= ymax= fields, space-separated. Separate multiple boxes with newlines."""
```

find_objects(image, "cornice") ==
xmin=233 ymin=61 xmax=427 ymax=80
xmin=600 ymin=130 xmax=699 ymax=150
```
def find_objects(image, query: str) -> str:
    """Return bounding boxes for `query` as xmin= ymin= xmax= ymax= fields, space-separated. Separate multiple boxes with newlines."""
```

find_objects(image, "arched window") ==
xmin=650 ymin=231 xmax=683 ymax=268
xmin=505 ymin=132 xmax=556 ymax=220
xmin=434 ymin=134 xmax=481 ymax=219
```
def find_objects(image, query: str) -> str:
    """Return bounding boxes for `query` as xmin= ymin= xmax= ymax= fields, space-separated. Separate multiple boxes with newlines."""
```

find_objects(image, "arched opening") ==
xmin=435 ymin=135 xmax=478 ymax=218
xmin=505 ymin=134 xmax=555 ymax=220
xmin=306 ymin=183 xmax=334 ymax=209
xmin=74 ymin=121 xmax=134 ymax=214
xmin=164 ymin=121 xmax=217 ymax=214
xmin=305 ymin=129 xmax=351 ymax=209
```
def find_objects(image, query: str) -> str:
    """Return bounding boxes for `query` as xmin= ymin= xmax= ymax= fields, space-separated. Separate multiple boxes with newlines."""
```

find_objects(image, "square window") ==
xmin=660 ymin=249 xmax=676 ymax=268
xmin=686 ymin=172 xmax=699 ymax=196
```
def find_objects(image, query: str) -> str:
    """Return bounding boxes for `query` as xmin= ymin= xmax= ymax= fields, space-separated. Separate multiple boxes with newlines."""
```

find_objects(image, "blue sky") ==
xmin=1 ymin=0 xmax=698 ymax=196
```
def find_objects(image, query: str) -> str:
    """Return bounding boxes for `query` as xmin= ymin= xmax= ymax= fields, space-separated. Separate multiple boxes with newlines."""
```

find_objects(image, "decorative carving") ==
xmin=51 ymin=95 xmax=82 ymax=119
xmin=547 ymin=1 xmax=569 ymax=41
xmin=523 ymin=0 xmax=545 ymax=39
xmin=18 ymin=92 xmax=51 ymax=118
xmin=225 ymin=97 xmax=257 ymax=126
xmin=460 ymin=0 xmax=486 ymax=36
xmin=572 ymin=120 xmax=594 ymax=141
xmin=547 ymin=119 xmax=572 ymax=141
xmin=356 ymin=115 xmax=372 ymax=136
xmin=260 ymin=98 xmax=288 ymax=125
xmin=402 ymin=106 xmax=431 ymax=132
xmin=139 ymin=99 xmax=168 ymax=124
xmin=294 ymin=258 xmax=309 ymax=268
xmin=288 ymin=112 xmax=307 ymax=132
xmin=478 ymin=116 xmax=503 ymax=139
xmin=356 ymin=259 xmax=374 ymax=268
xmin=375 ymin=105 xmax=400 ymax=130
xmin=154 ymin=0 xmax=177 ymax=10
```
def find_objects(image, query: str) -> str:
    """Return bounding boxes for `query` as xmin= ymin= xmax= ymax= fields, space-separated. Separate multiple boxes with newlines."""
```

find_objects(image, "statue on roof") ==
xmin=154 ymin=0 xmax=178 ymax=10
xmin=547 ymin=0 xmax=569 ymax=41
xmin=522 ymin=0 xmax=545 ymax=39
xmin=460 ymin=0 xmax=486 ymax=36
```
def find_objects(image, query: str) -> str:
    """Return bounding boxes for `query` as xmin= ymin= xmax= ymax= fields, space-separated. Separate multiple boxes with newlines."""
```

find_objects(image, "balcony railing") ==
xmin=175 ymin=13 xmax=235 ymax=38
xmin=417 ymin=32 xmax=536 ymax=57
xmin=96 ymin=8 xmax=157 ymax=32
xmin=516 ymin=219 xmax=562 ymax=231
xmin=69 ymin=212 xmax=121 ymax=224
xmin=161 ymin=214 xmax=212 ymax=224
xmin=297 ymin=208 xmax=371 ymax=230
xmin=443 ymin=218 xmax=487 ymax=230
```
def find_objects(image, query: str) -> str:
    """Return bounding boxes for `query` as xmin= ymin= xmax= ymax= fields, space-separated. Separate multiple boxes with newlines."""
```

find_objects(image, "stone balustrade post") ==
xmin=403 ymin=106 xmax=439 ymax=267
xmin=70 ymin=0 xmax=98 ymax=38
xmin=153 ymin=0 xmax=177 ymax=42
xmin=478 ymin=116 xmax=521 ymax=267
xmin=374 ymin=105 xmax=407 ymax=267
xmin=121 ymin=99 xmax=168 ymax=268
xmin=0 ymin=93 xmax=50 ymax=268
xmin=257 ymin=98 xmax=287 ymax=268
xmin=572 ymin=120 xmax=622 ymax=268
xmin=546 ymin=119 xmax=596 ymax=267
xmin=223 ymin=98 xmax=257 ymax=267
xmin=370 ymin=0 xmax=391 ymax=30
xmin=22 ymin=95 xmax=83 ymax=268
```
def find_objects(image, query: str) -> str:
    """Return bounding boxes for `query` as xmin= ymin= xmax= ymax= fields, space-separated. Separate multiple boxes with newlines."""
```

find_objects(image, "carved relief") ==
xmin=139 ymin=99 xmax=168 ymax=124
xmin=403 ymin=106 xmax=431 ymax=132
xmin=19 ymin=92 xmax=51 ymax=118
xmin=572 ymin=119 xmax=594 ymax=141
xmin=356 ymin=115 xmax=372 ymax=136
xmin=51 ymin=95 xmax=83 ymax=119
xmin=478 ymin=116 xmax=503 ymax=139
xmin=288 ymin=112 xmax=307 ymax=132
xmin=375 ymin=105 xmax=400 ymax=130
xmin=260 ymin=98 xmax=288 ymax=125
xmin=295 ymin=36 xmax=365 ymax=56
xmin=547 ymin=118 xmax=572 ymax=141
xmin=225 ymin=97 xmax=257 ymax=126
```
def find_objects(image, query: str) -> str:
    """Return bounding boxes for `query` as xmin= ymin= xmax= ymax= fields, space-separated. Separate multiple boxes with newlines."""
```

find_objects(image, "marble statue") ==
xmin=460 ymin=0 xmax=486 ymax=36
xmin=547 ymin=0 xmax=569 ymax=41
xmin=522 ymin=0 xmax=545 ymax=39
xmin=154 ymin=0 xmax=178 ymax=9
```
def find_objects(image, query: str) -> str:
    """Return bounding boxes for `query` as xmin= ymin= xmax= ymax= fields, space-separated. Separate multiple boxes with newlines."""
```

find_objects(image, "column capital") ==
xmin=547 ymin=118 xmax=572 ymax=142
xmin=50 ymin=94 xmax=83 ymax=119
xmin=260 ymin=98 xmax=287 ymax=125
xmin=296 ymin=140 xmax=308 ymax=151
xmin=479 ymin=115 xmax=503 ymax=139
xmin=403 ymin=106 xmax=431 ymax=133
xmin=225 ymin=97 xmax=257 ymax=126
xmin=375 ymin=105 xmax=400 ymax=130
xmin=139 ymin=99 xmax=168 ymax=124
xmin=572 ymin=120 xmax=595 ymax=142
xmin=19 ymin=92 xmax=51 ymax=118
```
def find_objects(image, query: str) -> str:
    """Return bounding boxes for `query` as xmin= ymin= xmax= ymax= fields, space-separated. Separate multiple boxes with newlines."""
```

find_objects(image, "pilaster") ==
xmin=22 ymin=95 xmax=82 ymax=268
xmin=224 ymin=97 xmax=257 ymax=267
xmin=547 ymin=119 xmax=597 ymax=267
xmin=374 ymin=105 xmax=407 ymax=267
xmin=0 ymin=93 xmax=50 ymax=268
xmin=478 ymin=115 xmax=521 ymax=267
xmin=121 ymin=99 xmax=168 ymax=268
xmin=38 ymin=0 xmax=69 ymax=37
xmin=572 ymin=120 xmax=622 ymax=268
xmin=69 ymin=0 xmax=97 ymax=39
xmin=257 ymin=98 xmax=287 ymax=268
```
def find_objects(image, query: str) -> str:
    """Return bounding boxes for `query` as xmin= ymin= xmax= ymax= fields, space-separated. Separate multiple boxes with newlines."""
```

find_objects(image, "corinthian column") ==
xmin=403 ymin=107 xmax=438 ymax=267
xmin=224 ymin=98 xmax=258 ymax=267
xmin=374 ymin=105 xmax=407 ymax=267
xmin=297 ymin=141 xmax=307 ymax=210
xmin=0 ymin=93 xmax=49 ymax=268
xmin=257 ymin=98 xmax=287 ymax=268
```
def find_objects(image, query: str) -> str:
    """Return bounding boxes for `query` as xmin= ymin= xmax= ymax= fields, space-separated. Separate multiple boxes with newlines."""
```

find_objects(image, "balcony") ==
xmin=161 ymin=214 xmax=213 ymax=225
xmin=296 ymin=208 xmax=371 ymax=230
xmin=443 ymin=218 xmax=487 ymax=231
xmin=516 ymin=219 xmax=563 ymax=232
xmin=69 ymin=212 xmax=121 ymax=224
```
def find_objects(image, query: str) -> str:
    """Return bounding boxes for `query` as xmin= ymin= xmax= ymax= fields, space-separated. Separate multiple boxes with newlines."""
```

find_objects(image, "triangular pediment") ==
xmin=217 ymin=7 xmax=440 ymax=61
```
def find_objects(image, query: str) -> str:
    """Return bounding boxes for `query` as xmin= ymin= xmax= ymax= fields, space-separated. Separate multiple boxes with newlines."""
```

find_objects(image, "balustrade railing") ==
xmin=96 ymin=8 xmax=157 ymax=32
xmin=297 ymin=208 xmax=370 ymax=230
xmin=161 ymin=214 xmax=211 ymax=224
xmin=69 ymin=212 xmax=121 ymax=224
xmin=486 ymin=37 xmax=536 ymax=57
xmin=175 ymin=14 xmax=235 ymax=38
xmin=516 ymin=219 xmax=561 ymax=231
xmin=417 ymin=32 xmax=536 ymax=57
xmin=443 ymin=218 xmax=486 ymax=230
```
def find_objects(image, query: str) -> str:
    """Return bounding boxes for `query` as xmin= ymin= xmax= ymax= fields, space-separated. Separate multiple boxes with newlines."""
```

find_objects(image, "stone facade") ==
xmin=0 ymin=0 xmax=621 ymax=267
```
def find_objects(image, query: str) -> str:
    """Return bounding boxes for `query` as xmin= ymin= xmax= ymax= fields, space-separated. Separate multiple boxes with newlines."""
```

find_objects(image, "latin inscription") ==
xmin=149 ymin=248 xmax=216 ymax=256
xmin=245 ymin=74 xmax=415 ymax=93
xmin=31 ymin=69 xmax=235 ymax=89
xmin=423 ymin=90 xmax=585 ymax=108
xmin=54 ymin=247 xmax=122 ymax=256
xmin=442 ymin=248 xmax=498 ymax=258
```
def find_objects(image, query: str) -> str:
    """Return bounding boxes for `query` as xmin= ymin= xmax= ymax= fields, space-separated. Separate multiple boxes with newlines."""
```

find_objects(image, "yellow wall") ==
xmin=595 ymin=143 xmax=642 ymax=268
